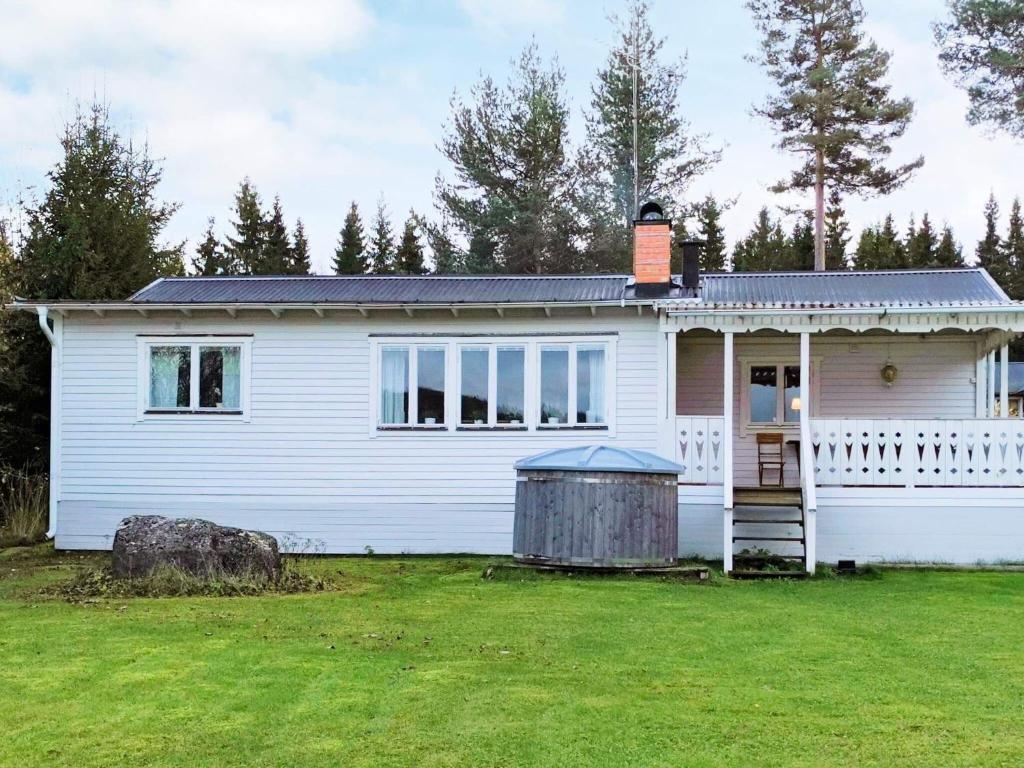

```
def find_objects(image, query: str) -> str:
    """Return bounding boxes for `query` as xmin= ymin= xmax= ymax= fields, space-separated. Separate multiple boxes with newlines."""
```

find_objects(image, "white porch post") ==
xmin=799 ymin=332 xmax=816 ymax=575
xmin=988 ymin=350 xmax=996 ymax=417
xmin=1000 ymin=343 xmax=1010 ymax=418
xmin=722 ymin=331 xmax=734 ymax=573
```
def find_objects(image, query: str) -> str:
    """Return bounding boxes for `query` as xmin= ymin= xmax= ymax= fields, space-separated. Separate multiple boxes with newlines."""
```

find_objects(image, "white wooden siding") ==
xmin=56 ymin=309 xmax=660 ymax=552
xmin=676 ymin=333 xmax=981 ymax=487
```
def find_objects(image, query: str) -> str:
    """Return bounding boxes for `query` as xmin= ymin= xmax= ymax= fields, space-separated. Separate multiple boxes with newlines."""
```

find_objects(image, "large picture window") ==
xmin=376 ymin=337 xmax=613 ymax=433
xmin=141 ymin=338 xmax=249 ymax=417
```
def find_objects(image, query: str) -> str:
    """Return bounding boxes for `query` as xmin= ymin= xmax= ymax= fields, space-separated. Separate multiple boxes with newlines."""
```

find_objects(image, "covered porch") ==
xmin=656 ymin=304 xmax=1024 ymax=575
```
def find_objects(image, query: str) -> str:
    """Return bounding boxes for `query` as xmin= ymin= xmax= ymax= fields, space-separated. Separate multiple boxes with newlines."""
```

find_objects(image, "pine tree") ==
xmin=1 ymin=102 xmax=182 ymax=468
xmin=824 ymin=189 xmax=850 ymax=269
xmin=694 ymin=195 xmax=727 ymax=272
xmin=260 ymin=196 xmax=291 ymax=274
xmin=368 ymin=196 xmax=395 ymax=275
xmin=906 ymin=213 xmax=938 ymax=268
xmin=437 ymin=44 xmax=581 ymax=274
xmin=976 ymin=193 xmax=1008 ymax=289
xmin=1004 ymin=197 xmax=1024 ymax=298
xmin=935 ymin=1 xmax=1024 ymax=138
xmin=583 ymin=0 xmax=719 ymax=269
xmin=733 ymin=208 xmax=788 ymax=271
xmin=192 ymin=218 xmax=239 ymax=276
xmin=334 ymin=202 xmax=368 ymax=275
xmin=852 ymin=214 xmax=906 ymax=270
xmin=289 ymin=219 xmax=312 ymax=275
xmin=395 ymin=211 xmax=427 ymax=275
xmin=747 ymin=0 xmax=922 ymax=270
xmin=224 ymin=179 xmax=265 ymax=275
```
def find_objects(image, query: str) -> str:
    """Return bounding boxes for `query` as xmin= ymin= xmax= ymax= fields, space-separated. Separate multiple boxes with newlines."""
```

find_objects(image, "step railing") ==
xmin=809 ymin=418 xmax=1024 ymax=487
xmin=675 ymin=415 xmax=726 ymax=485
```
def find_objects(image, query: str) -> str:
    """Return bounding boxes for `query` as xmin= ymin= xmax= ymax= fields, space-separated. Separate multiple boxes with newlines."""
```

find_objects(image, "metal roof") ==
xmin=695 ymin=269 xmax=1009 ymax=308
xmin=514 ymin=445 xmax=683 ymax=475
xmin=130 ymin=275 xmax=631 ymax=305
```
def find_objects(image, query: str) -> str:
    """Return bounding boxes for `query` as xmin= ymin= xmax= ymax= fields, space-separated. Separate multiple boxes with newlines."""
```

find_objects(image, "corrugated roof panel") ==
xmin=131 ymin=275 xmax=630 ymax=305
xmin=698 ymin=269 xmax=1008 ymax=308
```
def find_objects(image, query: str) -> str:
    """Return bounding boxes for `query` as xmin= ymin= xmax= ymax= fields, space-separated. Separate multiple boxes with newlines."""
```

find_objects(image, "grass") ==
xmin=0 ymin=468 xmax=47 ymax=546
xmin=1 ymin=547 xmax=1023 ymax=767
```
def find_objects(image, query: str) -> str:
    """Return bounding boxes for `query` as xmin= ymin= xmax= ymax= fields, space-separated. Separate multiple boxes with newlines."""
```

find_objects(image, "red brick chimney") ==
xmin=633 ymin=202 xmax=671 ymax=286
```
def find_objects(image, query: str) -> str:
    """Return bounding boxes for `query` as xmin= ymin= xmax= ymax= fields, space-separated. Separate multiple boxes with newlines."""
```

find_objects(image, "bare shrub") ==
xmin=0 ymin=469 xmax=48 ymax=547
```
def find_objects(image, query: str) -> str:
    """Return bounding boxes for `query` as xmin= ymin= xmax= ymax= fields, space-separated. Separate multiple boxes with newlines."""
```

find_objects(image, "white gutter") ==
xmin=664 ymin=304 xmax=1024 ymax=317
xmin=36 ymin=307 xmax=61 ymax=541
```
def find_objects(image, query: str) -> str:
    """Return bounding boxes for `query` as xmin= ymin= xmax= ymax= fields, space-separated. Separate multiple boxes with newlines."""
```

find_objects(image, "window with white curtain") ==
xmin=376 ymin=337 xmax=612 ymax=433
xmin=142 ymin=338 xmax=248 ymax=416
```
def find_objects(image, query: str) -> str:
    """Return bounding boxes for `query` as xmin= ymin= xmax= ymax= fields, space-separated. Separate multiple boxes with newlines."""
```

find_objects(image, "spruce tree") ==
xmin=261 ymin=196 xmax=291 ymax=274
xmin=368 ymin=197 xmax=395 ymax=275
xmin=935 ymin=1 xmax=1024 ymax=138
xmin=1004 ymin=198 xmax=1024 ymax=298
xmin=694 ymin=195 xmax=727 ymax=272
xmin=852 ymin=214 xmax=905 ymax=270
xmin=934 ymin=225 xmax=965 ymax=268
xmin=976 ymin=193 xmax=1008 ymax=289
xmin=785 ymin=212 xmax=816 ymax=270
xmin=437 ymin=43 xmax=581 ymax=274
xmin=192 ymin=218 xmax=239 ymax=276
xmin=225 ymin=179 xmax=265 ymax=275
xmin=427 ymin=216 xmax=463 ymax=274
xmin=906 ymin=213 xmax=938 ymax=268
xmin=747 ymin=0 xmax=922 ymax=270
xmin=334 ymin=202 xmax=369 ymax=275
xmin=824 ymin=189 xmax=850 ymax=269
xmin=1 ymin=102 xmax=182 ymax=468
xmin=289 ymin=219 xmax=312 ymax=275
xmin=395 ymin=212 xmax=428 ymax=276
xmin=733 ymin=208 xmax=789 ymax=271
xmin=583 ymin=0 xmax=719 ymax=268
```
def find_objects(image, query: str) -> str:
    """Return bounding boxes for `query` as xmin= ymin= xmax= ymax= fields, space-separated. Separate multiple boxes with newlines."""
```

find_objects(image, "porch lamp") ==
xmin=881 ymin=361 xmax=898 ymax=387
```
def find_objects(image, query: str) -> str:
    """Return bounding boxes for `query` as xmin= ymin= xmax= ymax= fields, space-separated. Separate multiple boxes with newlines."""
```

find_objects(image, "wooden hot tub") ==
xmin=512 ymin=446 xmax=682 ymax=568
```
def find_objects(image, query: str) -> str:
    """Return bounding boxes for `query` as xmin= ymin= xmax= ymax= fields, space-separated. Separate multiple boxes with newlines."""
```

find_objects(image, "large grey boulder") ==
xmin=112 ymin=515 xmax=281 ymax=581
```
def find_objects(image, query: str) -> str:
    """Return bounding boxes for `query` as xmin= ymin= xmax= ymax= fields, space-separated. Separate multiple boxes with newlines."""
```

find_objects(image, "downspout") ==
xmin=36 ymin=307 xmax=61 ymax=540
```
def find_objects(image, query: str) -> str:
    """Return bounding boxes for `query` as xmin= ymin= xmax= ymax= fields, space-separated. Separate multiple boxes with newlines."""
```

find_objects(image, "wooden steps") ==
xmin=729 ymin=486 xmax=808 ymax=579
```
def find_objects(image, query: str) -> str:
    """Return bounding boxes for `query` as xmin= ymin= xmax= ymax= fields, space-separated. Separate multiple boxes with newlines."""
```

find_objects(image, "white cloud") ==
xmin=458 ymin=0 xmax=565 ymax=31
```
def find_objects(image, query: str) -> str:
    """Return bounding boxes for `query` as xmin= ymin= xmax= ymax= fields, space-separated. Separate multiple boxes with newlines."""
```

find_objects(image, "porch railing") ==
xmin=809 ymin=418 xmax=1024 ymax=487
xmin=675 ymin=415 xmax=725 ymax=485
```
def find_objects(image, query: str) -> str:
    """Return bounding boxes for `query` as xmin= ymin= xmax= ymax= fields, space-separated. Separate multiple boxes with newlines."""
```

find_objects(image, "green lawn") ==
xmin=1 ymin=549 xmax=1023 ymax=767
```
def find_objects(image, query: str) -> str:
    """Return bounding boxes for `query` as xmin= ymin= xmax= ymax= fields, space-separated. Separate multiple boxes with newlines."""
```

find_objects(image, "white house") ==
xmin=11 ymin=209 xmax=1024 ymax=573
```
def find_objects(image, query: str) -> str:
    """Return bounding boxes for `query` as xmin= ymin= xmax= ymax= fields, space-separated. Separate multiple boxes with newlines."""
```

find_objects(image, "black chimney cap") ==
xmin=637 ymin=201 xmax=666 ymax=222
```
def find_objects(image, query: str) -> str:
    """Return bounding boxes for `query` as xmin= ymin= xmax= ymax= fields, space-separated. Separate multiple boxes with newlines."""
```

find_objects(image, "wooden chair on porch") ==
xmin=756 ymin=432 xmax=785 ymax=487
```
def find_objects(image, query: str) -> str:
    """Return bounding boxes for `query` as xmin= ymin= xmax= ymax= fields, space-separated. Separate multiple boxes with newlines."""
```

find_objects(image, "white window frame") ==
xmin=369 ymin=335 xmax=616 ymax=436
xmin=137 ymin=336 xmax=252 ymax=422
xmin=537 ymin=342 xmax=611 ymax=430
xmin=739 ymin=356 xmax=820 ymax=437
xmin=376 ymin=344 xmax=449 ymax=429
xmin=456 ymin=343 xmax=528 ymax=430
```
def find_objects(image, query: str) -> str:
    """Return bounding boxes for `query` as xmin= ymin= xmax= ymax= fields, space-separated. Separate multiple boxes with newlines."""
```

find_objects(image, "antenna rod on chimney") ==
xmin=631 ymin=13 xmax=639 ymax=220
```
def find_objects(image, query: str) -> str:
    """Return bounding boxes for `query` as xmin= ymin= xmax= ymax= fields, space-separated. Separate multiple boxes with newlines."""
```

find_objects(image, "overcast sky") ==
xmin=0 ymin=0 xmax=1021 ymax=273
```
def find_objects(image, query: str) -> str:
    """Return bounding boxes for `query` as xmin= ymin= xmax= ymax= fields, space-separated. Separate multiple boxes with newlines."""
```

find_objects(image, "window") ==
xmin=378 ymin=345 xmax=447 ymax=427
xmin=375 ymin=337 xmax=613 ymax=433
xmin=142 ymin=338 xmax=248 ymax=417
xmin=539 ymin=342 xmax=608 ymax=428
xmin=747 ymin=363 xmax=802 ymax=427
xmin=459 ymin=345 xmax=526 ymax=427
xmin=540 ymin=346 xmax=570 ymax=425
